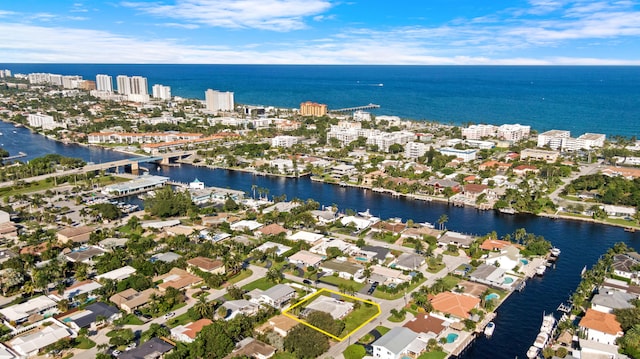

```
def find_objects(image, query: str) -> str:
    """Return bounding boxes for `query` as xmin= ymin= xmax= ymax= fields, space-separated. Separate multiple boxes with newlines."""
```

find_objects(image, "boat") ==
xmin=358 ymin=209 xmax=372 ymax=217
xmin=527 ymin=345 xmax=540 ymax=359
xmin=550 ymin=247 xmax=561 ymax=256
xmin=535 ymin=265 xmax=547 ymax=276
xmin=540 ymin=313 xmax=556 ymax=334
xmin=498 ymin=207 xmax=516 ymax=214
xmin=484 ymin=322 xmax=495 ymax=337
xmin=533 ymin=332 xmax=549 ymax=348
xmin=624 ymin=227 xmax=636 ymax=232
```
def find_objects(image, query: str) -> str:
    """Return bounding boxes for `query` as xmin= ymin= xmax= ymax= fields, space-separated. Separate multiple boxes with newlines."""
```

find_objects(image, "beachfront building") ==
xmin=152 ymin=84 xmax=171 ymax=100
xmin=462 ymin=124 xmax=498 ymax=140
xmin=405 ymin=141 xmax=429 ymax=159
xmin=87 ymin=131 xmax=202 ymax=144
xmin=498 ymin=124 xmax=531 ymax=142
xmin=562 ymin=133 xmax=607 ymax=151
xmin=537 ymin=130 xmax=571 ymax=150
xmin=438 ymin=147 xmax=477 ymax=162
xmin=27 ymin=113 xmax=66 ymax=130
xmin=205 ymin=89 xmax=234 ymax=112
xmin=300 ymin=101 xmax=327 ymax=116
xmin=96 ymin=74 xmax=113 ymax=92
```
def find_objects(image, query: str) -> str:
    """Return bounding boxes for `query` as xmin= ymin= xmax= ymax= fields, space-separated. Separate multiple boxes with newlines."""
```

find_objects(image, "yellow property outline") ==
xmin=282 ymin=288 xmax=381 ymax=341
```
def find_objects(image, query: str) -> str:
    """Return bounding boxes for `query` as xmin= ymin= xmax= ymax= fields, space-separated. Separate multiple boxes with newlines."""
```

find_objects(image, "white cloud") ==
xmin=121 ymin=0 xmax=333 ymax=31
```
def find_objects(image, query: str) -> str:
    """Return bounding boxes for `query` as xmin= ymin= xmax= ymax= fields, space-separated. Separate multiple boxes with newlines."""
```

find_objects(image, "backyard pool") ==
xmin=520 ymin=259 xmax=529 ymax=265
xmin=485 ymin=293 xmax=500 ymax=301
xmin=447 ymin=333 xmax=459 ymax=343
xmin=503 ymin=277 xmax=514 ymax=284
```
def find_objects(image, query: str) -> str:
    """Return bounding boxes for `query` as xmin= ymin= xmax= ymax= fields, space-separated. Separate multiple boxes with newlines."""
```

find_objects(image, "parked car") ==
xmin=125 ymin=343 xmax=137 ymax=351
xmin=163 ymin=312 xmax=175 ymax=319
xmin=303 ymin=279 xmax=312 ymax=285
xmin=112 ymin=349 xmax=121 ymax=357
xmin=367 ymin=282 xmax=379 ymax=295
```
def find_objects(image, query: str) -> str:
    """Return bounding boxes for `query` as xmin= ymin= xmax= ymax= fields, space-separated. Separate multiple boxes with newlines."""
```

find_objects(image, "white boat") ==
xmin=421 ymin=222 xmax=435 ymax=229
xmin=484 ymin=322 xmax=495 ymax=337
xmin=535 ymin=265 xmax=547 ymax=276
xmin=550 ymin=247 xmax=561 ymax=256
xmin=527 ymin=345 xmax=540 ymax=358
xmin=499 ymin=207 xmax=516 ymax=214
xmin=533 ymin=332 xmax=549 ymax=348
xmin=358 ymin=209 xmax=372 ymax=217
xmin=540 ymin=313 xmax=556 ymax=334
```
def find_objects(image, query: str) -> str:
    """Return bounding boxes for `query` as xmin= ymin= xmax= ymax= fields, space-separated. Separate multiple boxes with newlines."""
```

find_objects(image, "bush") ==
xmin=343 ymin=344 xmax=366 ymax=359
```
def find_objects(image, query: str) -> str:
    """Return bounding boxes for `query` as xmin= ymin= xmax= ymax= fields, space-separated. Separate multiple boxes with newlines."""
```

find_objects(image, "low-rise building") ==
xmin=437 ymin=147 xmax=477 ymax=162
xmin=303 ymin=296 xmax=354 ymax=320
xmin=319 ymin=259 xmax=364 ymax=282
xmin=187 ymin=257 xmax=225 ymax=275
xmin=372 ymin=326 xmax=427 ymax=359
xmin=118 ymin=337 xmax=174 ymax=359
xmin=171 ymin=319 xmax=212 ymax=343
xmin=8 ymin=319 xmax=75 ymax=358
xmin=0 ymin=296 xmax=58 ymax=325
xmin=95 ymin=265 xmax=137 ymax=282
xmin=225 ymin=337 xmax=276 ymax=359
xmin=271 ymin=135 xmax=298 ymax=148
xmin=392 ymin=253 xmax=425 ymax=271
xmin=248 ymin=284 xmax=296 ymax=308
xmin=520 ymin=148 xmax=560 ymax=163
xmin=49 ymin=280 xmax=102 ymax=302
xmin=288 ymin=250 xmax=323 ymax=268
xmin=430 ymin=292 xmax=480 ymax=319
xmin=110 ymin=288 xmax=158 ymax=313
xmin=578 ymin=309 xmax=624 ymax=345
xmin=154 ymin=268 xmax=202 ymax=292
xmin=66 ymin=302 xmax=121 ymax=331
xmin=57 ymin=226 xmax=95 ymax=244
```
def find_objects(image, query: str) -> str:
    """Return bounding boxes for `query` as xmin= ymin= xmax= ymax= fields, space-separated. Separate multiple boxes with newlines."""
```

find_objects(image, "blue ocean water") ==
xmin=3 ymin=64 xmax=639 ymax=138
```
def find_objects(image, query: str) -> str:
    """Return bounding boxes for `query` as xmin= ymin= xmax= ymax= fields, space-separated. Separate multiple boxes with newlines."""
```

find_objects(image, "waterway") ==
xmin=2 ymin=121 xmax=639 ymax=358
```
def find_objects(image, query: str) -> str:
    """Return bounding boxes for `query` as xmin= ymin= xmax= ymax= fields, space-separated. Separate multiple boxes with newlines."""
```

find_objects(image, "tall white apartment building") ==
xmin=271 ymin=135 xmax=298 ymax=148
xmin=96 ymin=74 xmax=113 ymax=92
xmin=27 ymin=73 xmax=51 ymax=84
xmin=130 ymin=76 xmax=148 ymax=95
xmin=537 ymin=130 xmax=571 ymax=150
xmin=498 ymin=124 xmax=530 ymax=142
xmin=367 ymin=131 xmax=415 ymax=152
xmin=438 ymin=147 xmax=477 ymax=162
xmin=116 ymin=75 xmax=131 ymax=95
xmin=0 ymin=69 xmax=11 ymax=78
xmin=205 ymin=89 xmax=234 ymax=112
xmin=62 ymin=75 xmax=83 ymax=89
xmin=561 ymin=133 xmax=606 ymax=151
xmin=405 ymin=141 xmax=429 ymax=159
xmin=462 ymin=124 xmax=498 ymax=140
xmin=27 ymin=113 xmax=66 ymax=130
xmin=152 ymin=84 xmax=171 ymax=100
xmin=49 ymin=74 xmax=63 ymax=86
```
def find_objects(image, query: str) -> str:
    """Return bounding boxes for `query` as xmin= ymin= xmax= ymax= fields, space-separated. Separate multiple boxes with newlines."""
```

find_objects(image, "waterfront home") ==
xmin=8 ymin=319 xmax=75 ymax=358
xmin=462 ymin=184 xmax=496 ymax=202
xmin=430 ymin=292 xmax=481 ymax=319
xmin=602 ymin=205 xmax=636 ymax=218
xmin=95 ymin=265 xmax=136 ymax=282
xmin=612 ymin=253 xmax=640 ymax=284
xmin=485 ymin=245 xmax=523 ymax=271
xmin=154 ymin=268 xmax=202 ymax=292
xmin=468 ymin=264 xmax=508 ymax=288
xmin=171 ymin=318 xmax=212 ymax=343
xmin=403 ymin=313 xmax=447 ymax=338
xmin=0 ymin=295 xmax=58 ymax=325
xmin=591 ymin=289 xmax=636 ymax=313
xmin=331 ymin=164 xmax=357 ymax=180
xmin=578 ymin=309 xmax=624 ymax=345
xmin=288 ymin=250 xmax=323 ymax=268
xmin=600 ymin=278 xmax=640 ymax=296
xmin=425 ymin=178 xmax=461 ymax=194
xmin=372 ymin=326 xmax=428 ymax=359
xmin=370 ymin=220 xmax=407 ymax=235
xmin=319 ymin=259 xmax=365 ymax=282
xmin=262 ymin=201 xmax=300 ymax=214
xmin=480 ymin=239 xmax=516 ymax=251
xmin=392 ymin=253 xmax=425 ymax=271
xmin=65 ymin=302 xmax=121 ymax=331
xmin=220 ymin=300 xmax=260 ymax=320
xmin=110 ymin=288 xmax=158 ymax=314
xmin=401 ymin=226 xmax=441 ymax=240
xmin=187 ymin=256 xmax=225 ymax=275
xmin=225 ymin=337 xmax=276 ymax=359
xmin=48 ymin=280 xmax=102 ymax=303
xmin=576 ymin=338 xmax=624 ymax=359
xmin=248 ymin=284 xmax=296 ymax=309
xmin=310 ymin=209 xmax=339 ymax=225
xmin=437 ymin=231 xmax=475 ymax=248
xmin=340 ymin=215 xmax=375 ymax=231
xmin=302 ymin=296 xmax=354 ymax=320
xmin=119 ymin=337 xmax=174 ymax=359
xmin=57 ymin=225 xmax=95 ymax=244
xmin=256 ymin=314 xmax=299 ymax=337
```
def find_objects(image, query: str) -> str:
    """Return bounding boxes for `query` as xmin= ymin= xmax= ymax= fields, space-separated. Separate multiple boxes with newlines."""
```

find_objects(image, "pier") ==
xmin=330 ymin=103 xmax=380 ymax=113
xmin=3 ymin=152 xmax=26 ymax=161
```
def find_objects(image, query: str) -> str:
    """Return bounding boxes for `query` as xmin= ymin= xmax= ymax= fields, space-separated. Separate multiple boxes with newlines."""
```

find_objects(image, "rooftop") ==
xmin=579 ymin=309 xmax=623 ymax=335
xmin=430 ymin=292 xmax=481 ymax=319
xmin=373 ymin=327 xmax=419 ymax=354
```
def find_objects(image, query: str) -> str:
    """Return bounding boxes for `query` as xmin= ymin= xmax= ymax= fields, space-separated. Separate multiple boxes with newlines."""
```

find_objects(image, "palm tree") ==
xmin=437 ymin=214 xmax=448 ymax=231
xmin=193 ymin=295 xmax=213 ymax=319
xmin=266 ymin=268 xmax=283 ymax=283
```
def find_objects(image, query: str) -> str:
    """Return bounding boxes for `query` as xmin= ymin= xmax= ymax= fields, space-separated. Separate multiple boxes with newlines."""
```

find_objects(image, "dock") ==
xmin=330 ymin=103 xmax=380 ymax=113
xmin=3 ymin=152 xmax=27 ymax=161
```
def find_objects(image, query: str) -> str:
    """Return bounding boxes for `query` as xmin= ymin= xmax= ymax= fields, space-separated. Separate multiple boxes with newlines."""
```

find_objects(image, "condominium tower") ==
xmin=205 ymin=89 xmax=234 ymax=112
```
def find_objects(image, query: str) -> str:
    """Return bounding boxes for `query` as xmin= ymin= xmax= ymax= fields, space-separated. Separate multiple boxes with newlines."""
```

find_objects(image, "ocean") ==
xmin=2 ymin=64 xmax=639 ymax=138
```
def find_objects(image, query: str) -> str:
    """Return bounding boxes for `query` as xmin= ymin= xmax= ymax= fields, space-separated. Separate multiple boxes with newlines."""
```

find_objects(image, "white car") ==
xmin=163 ymin=312 xmax=175 ymax=319
xmin=125 ymin=343 xmax=136 ymax=351
xmin=112 ymin=349 xmax=121 ymax=357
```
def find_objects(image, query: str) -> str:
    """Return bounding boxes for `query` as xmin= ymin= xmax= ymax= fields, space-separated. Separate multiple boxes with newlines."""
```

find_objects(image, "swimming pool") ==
xmin=503 ymin=277 xmax=514 ymax=284
xmin=485 ymin=293 xmax=500 ymax=301
xmin=355 ymin=257 xmax=368 ymax=261
xmin=520 ymin=259 xmax=529 ymax=265
xmin=447 ymin=333 xmax=459 ymax=343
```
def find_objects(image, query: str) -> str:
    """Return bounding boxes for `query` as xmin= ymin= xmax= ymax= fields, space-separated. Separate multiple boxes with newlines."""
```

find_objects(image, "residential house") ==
xmin=0 ymin=296 xmax=58 ymax=325
xmin=351 ymin=245 xmax=391 ymax=263
xmin=578 ymin=309 xmax=624 ymax=345
xmin=220 ymin=300 xmax=260 ymax=320
xmin=437 ymin=231 xmax=475 ymax=248
xmin=392 ymin=253 xmax=425 ymax=271
xmin=249 ymin=284 xmax=296 ymax=309
xmin=230 ymin=220 xmax=263 ymax=232
xmin=171 ymin=319 xmax=212 ymax=343
xmin=256 ymin=223 xmax=288 ymax=237
xmin=310 ymin=209 xmax=338 ymax=225
xmin=425 ymin=178 xmax=460 ymax=194
xmin=372 ymin=327 xmax=428 ymax=359
xmin=303 ymin=296 xmax=354 ymax=320
xmin=66 ymin=302 xmax=121 ymax=331
xmin=340 ymin=215 xmax=373 ymax=231
xmin=319 ymin=259 xmax=365 ymax=282
xmin=513 ymin=165 xmax=539 ymax=176
xmin=612 ymin=253 xmax=640 ymax=284
xmin=331 ymin=164 xmax=357 ymax=180
xmin=95 ymin=265 xmax=137 ymax=282
xmin=118 ymin=337 xmax=174 ymax=359
xmin=187 ymin=257 xmax=225 ymax=275
xmin=430 ymin=292 xmax=481 ymax=319
xmin=150 ymin=252 xmax=181 ymax=263
xmin=57 ymin=226 xmax=95 ymax=244
xmin=468 ymin=264 xmax=508 ymax=288
xmin=485 ymin=245 xmax=522 ymax=271
xmin=369 ymin=265 xmax=411 ymax=286
xmin=49 ymin=280 xmax=102 ymax=302
xmin=8 ymin=319 xmax=75 ymax=358
xmin=287 ymin=231 xmax=324 ymax=244
xmin=401 ymin=226 xmax=441 ymax=241
xmin=110 ymin=288 xmax=158 ymax=313
xmin=310 ymin=238 xmax=356 ymax=256
xmin=63 ymin=246 xmax=106 ymax=264
xmin=225 ymin=337 xmax=276 ymax=359
xmin=591 ymin=289 xmax=636 ymax=313
xmin=288 ymin=250 xmax=323 ymax=268
xmin=403 ymin=313 xmax=446 ymax=338
xmin=370 ymin=221 xmax=406 ymax=235
xmin=478 ymin=160 xmax=512 ymax=173
xmin=153 ymin=268 xmax=202 ymax=292
xmin=480 ymin=239 xmax=515 ymax=251
xmin=256 ymin=314 xmax=299 ymax=337
xmin=254 ymin=242 xmax=292 ymax=257
xmin=462 ymin=184 xmax=495 ymax=202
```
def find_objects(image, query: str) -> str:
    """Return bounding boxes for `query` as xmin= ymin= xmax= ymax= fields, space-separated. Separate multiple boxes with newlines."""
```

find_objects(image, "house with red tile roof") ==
xmin=578 ymin=309 xmax=623 ymax=345
xmin=430 ymin=292 xmax=480 ymax=319
xmin=171 ymin=318 xmax=212 ymax=343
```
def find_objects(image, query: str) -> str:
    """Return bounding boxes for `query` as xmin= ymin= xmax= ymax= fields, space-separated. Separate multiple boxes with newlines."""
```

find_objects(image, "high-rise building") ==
xmin=116 ymin=75 xmax=131 ymax=95
xmin=152 ymin=84 xmax=171 ymax=100
xmin=205 ymin=89 xmax=234 ymax=112
xmin=62 ymin=75 xmax=83 ymax=89
xmin=130 ymin=76 xmax=148 ymax=95
xmin=300 ymin=101 xmax=327 ymax=116
xmin=96 ymin=74 xmax=113 ymax=92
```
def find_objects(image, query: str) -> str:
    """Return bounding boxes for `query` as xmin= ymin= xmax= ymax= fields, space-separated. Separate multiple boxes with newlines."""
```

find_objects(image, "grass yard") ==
xmin=74 ymin=337 xmax=96 ymax=349
xmin=387 ymin=312 xmax=407 ymax=322
xmin=376 ymin=326 xmax=390 ymax=335
xmin=373 ymin=276 xmax=426 ymax=300
xmin=318 ymin=276 xmax=365 ymax=291
xmin=343 ymin=304 xmax=380 ymax=334
xmin=167 ymin=311 xmax=195 ymax=328
xmin=121 ymin=314 xmax=144 ymax=325
xmin=241 ymin=277 xmax=276 ymax=291
xmin=226 ymin=269 xmax=253 ymax=285
xmin=418 ymin=351 xmax=448 ymax=359
xmin=343 ymin=344 xmax=367 ymax=359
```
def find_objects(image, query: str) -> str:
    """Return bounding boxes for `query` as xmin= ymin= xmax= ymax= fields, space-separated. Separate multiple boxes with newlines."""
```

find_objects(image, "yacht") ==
xmin=535 ymin=265 xmax=547 ymax=276
xmin=358 ymin=209 xmax=372 ymax=217
xmin=550 ymin=247 xmax=561 ymax=257
xmin=484 ymin=322 xmax=495 ymax=337
xmin=540 ymin=313 xmax=556 ymax=334
xmin=533 ymin=332 xmax=549 ymax=349
xmin=527 ymin=345 xmax=540 ymax=358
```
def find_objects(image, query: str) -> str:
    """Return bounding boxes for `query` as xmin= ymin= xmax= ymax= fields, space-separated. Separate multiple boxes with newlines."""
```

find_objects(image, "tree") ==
xmin=192 ymin=295 xmax=214 ymax=319
xmin=284 ymin=324 xmax=330 ymax=358
xmin=226 ymin=285 xmax=245 ymax=300
xmin=109 ymin=328 xmax=134 ymax=347
xmin=144 ymin=186 xmax=194 ymax=218
xmin=437 ymin=214 xmax=448 ymax=231
xmin=266 ymin=268 xmax=284 ymax=283
xmin=190 ymin=321 xmax=235 ymax=358
xmin=306 ymin=311 xmax=344 ymax=337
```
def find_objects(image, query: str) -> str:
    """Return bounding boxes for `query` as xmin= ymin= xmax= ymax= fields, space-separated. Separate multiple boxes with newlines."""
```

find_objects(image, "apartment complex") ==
xmin=300 ymin=101 xmax=327 ymax=117
xmin=462 ymin=123 xmax=530 ymax=141
xmin=205 ymin=89 xmax=234 ymax=112
xmin=327 ymin=125 xmax=414 ymax=152
xmin=28 ymin=113 xmax=66 ymax=130
xmin=537 ymin=130 xmax=605 ymax=151
xmin=88 ymin=131 xmax=203 ymax=144
xmin=152 ymin=84 xmax=172 ymax=100
xmin=96 ymin=74 xmax=113 ymax=92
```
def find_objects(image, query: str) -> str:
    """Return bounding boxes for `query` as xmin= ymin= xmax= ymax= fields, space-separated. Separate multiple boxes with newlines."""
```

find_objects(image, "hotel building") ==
xmin=300 ymin=101 xmax=327 ymax=117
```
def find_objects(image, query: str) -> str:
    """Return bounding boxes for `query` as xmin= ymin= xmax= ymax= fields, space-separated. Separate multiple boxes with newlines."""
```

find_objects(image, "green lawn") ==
xmin=373 ymin=276 xmax=426 ymax=300
xmin=441 ymin=275 xmax=461 ymax=289
xmin=343 ymin=304 xmax=380 ymax=334
xmin=376 ymin=326 xmax=390 ymax=335
xmin=417 ymin=351 xmax=447 ymax=359
xmin=167 ymin=311 xmax=195 ymax=328
xmin=74 ymin=337 xmax=96 ymax=349
xmin=387 ymin=312 xmax=407 ymax=323
xmin=358 ymin=333 xmax=375 ymax=344
xmin=343 ymin=344 xmax=367 ymax=359
xmin=226 ymin=269 xmax=253 ymax=285
xmin=121 ymin=314 xmax=143 ymax=325
xmin=318 ymin=276 xmax=365 ymax=291
xmin=426 ymin=262 xmax=446 ymax=273
xmin=241 ymin=277 xmax=276 ymax=291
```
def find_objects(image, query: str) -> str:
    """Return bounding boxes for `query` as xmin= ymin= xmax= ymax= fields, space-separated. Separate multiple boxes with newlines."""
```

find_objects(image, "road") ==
xmin=548 ymin=160 xmax=603 ymax=208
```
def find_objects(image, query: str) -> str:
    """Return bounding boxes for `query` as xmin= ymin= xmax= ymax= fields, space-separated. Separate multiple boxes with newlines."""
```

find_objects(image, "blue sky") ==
xmin=1 ymin=0 xmax=640 ymax=64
